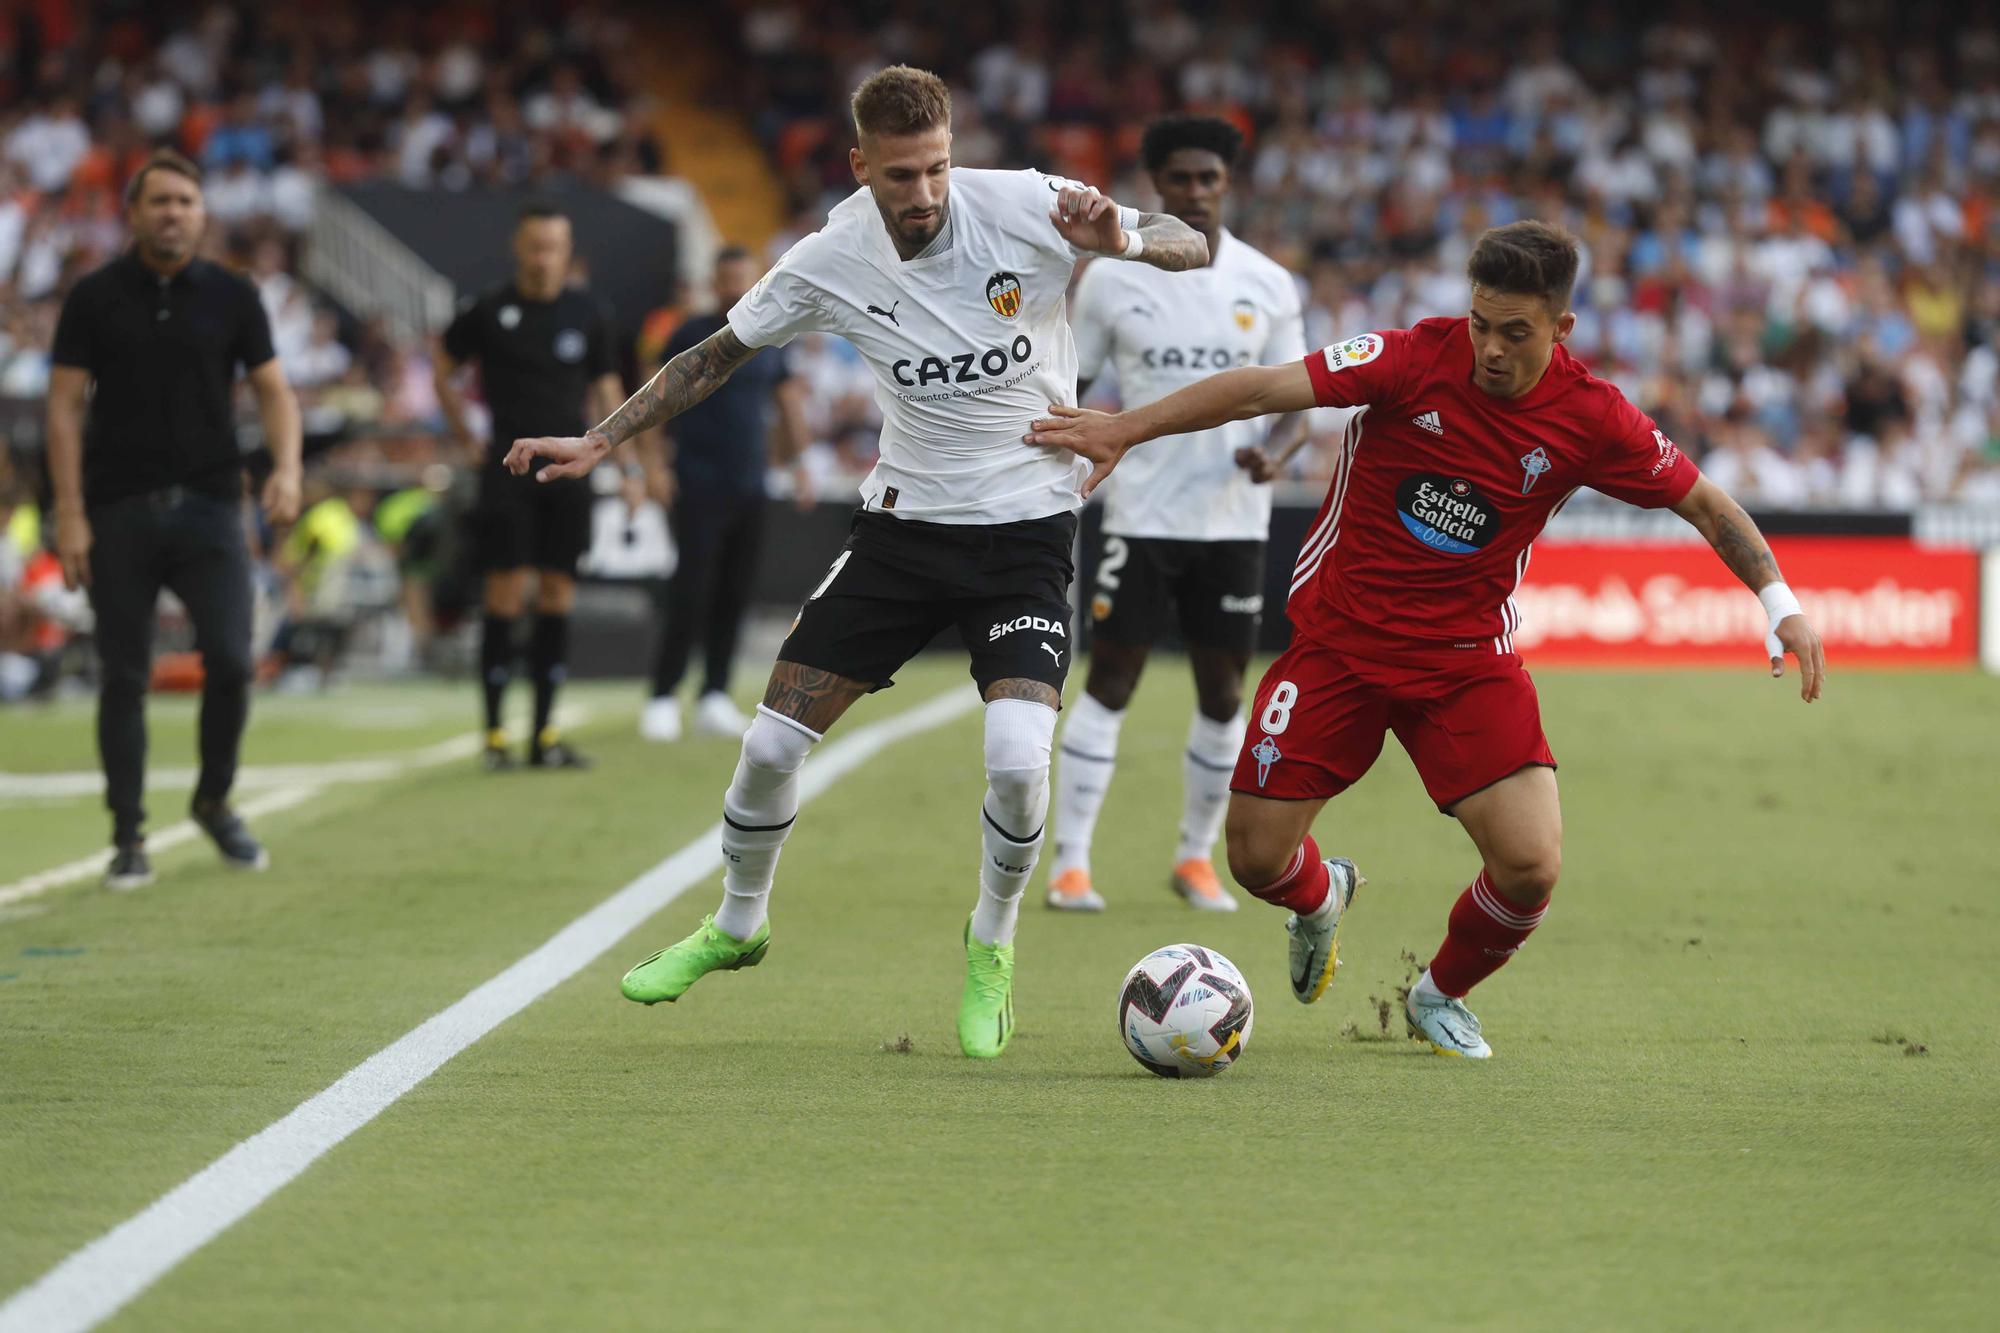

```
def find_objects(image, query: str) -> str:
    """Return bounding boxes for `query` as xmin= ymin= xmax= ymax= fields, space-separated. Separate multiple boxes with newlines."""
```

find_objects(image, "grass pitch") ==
xmin=2 ymin=664 xmax=1996 ymax=1330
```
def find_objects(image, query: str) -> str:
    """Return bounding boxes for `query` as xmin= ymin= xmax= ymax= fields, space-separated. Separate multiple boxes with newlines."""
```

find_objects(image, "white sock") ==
xmin=1175 ymin=709 xmax=1243 ymax=865
xmin=1411 ymin=969 xmax=1448 ymax=1005
xmin=1049 ymin=692 xmax=1124 ymax=877
xmin=714 ymin=707 xmax=819 ymax=940
xmin=973 ymin=697 xmax=1055 ymax=946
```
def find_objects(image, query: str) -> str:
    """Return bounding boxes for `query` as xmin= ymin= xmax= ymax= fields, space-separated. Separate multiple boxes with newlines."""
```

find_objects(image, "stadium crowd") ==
xmin=734 ymin=0 xmax=2000 ymax=508
xmin=0 ymin=3 xmax=661 ymax=696
xmin=8 ymin=0 xmax=2000 ymax=699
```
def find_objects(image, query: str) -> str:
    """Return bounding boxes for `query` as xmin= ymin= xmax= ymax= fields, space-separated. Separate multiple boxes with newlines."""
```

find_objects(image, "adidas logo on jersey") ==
xmin=1413 ymin=410 xmax=1444 ymax=436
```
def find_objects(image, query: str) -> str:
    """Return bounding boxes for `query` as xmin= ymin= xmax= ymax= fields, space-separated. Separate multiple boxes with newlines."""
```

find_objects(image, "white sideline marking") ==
xmin=0 ymin=686 xmax=980 ymax=1333
xmin=0 ymin=701 xmax=597 ymax=801
xmin=0 ymin=707 xmax=595 ymax=904
xmin=0 ymin=734 xmax=478 ymax=799
xmin=0 ymin=785 xmax=323 ymax=908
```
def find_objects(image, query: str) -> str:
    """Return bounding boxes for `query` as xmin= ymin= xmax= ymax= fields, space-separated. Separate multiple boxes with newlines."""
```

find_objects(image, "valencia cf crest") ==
xmin=1232 ymin=298 xmax=1257 ymax=332
xmin=986 ymin=271 xmax=1023 ymax=319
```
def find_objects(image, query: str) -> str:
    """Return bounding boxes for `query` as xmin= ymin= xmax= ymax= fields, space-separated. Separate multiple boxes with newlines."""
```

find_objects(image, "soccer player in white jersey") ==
xmin=505 ymin=66 xmax=1206 ymax=1058
xmin=1047 ymin=116 xmax=1310 ymax=914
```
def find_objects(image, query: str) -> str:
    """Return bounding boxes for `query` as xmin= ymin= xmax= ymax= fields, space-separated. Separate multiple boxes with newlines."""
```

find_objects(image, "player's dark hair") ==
xmin=517 ymin=198 xmax=569 ymax=226
xmin=850 ymin=65 xmax=951 ymax=140
xmin=715 ymin=244 xmax=753 ymax=266
xmin=1140 ymin=115 xmax=1244 ymax=173
xmin=124 ymin=148 xmax=202 ymax=206
xmin=1467 ymin=220 xmax=1580 ymax=313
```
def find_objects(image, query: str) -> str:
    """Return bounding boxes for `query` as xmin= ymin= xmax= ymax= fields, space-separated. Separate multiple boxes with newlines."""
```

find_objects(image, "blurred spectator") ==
xmin=730 ymin=0 xmax=2000 ymax=507
xmin=0 ymin=0 xmax=662 ymax=455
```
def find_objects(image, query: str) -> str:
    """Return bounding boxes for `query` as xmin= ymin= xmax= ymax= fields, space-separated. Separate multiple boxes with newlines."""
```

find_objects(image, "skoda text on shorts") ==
xmin=501 ymin=65 xmax=1210 ymax=1058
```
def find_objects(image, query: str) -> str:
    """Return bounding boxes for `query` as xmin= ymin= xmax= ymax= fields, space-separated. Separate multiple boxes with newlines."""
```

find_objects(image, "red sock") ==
xmin=1243 ymin=836 xmax=1330 ymax=915
xmin=1428 ymin=870 xmax=1549 ymax=997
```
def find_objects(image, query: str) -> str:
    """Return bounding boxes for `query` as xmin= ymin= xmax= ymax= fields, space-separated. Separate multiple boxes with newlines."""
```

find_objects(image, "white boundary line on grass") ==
xmin=0 ymin=785 xmax=324 ymax=908
xmin=0 ymin=733 xmax=481 ymax=799
xmin=0 ymin=685 xmax=980 ymax=1333
xmin=0 ymin=707 xmax=595 ymax=906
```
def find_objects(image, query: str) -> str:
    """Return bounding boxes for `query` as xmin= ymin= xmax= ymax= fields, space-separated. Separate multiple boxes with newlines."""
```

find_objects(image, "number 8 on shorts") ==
xmin=1260 ymin=680 xmax=1298 ymax=735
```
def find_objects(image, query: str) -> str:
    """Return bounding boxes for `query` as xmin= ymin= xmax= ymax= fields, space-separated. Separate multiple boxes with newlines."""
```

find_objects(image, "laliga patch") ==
xmin=1321 ymin=333 xmax=1382 ymax=372
xmin=1395 ymin=474 xmax=1502 ymax=555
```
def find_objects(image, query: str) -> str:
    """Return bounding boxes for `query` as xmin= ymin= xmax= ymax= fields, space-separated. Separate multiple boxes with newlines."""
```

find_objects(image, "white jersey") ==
xmin=727 ymin=167 xmax=1138 ymax=525
xmin=1071 ymin=229 xmax=1305 ymax=541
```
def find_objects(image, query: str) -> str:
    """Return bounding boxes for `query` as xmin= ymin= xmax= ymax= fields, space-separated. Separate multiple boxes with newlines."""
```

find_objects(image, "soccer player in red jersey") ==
xmin=1027 ymin=221 xmax=1826 ymax=1058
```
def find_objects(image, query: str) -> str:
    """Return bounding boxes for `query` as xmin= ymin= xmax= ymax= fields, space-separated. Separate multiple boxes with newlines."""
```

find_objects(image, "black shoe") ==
xmin=191 ymin=800 xmax=270 ymax=871
xmin=528 ymin=737 xmax=591 ymax=769
xmin=103 ymin=843 xmax=155 ymax=891
xmin=481 ymin=742 xmax=516 ymax=772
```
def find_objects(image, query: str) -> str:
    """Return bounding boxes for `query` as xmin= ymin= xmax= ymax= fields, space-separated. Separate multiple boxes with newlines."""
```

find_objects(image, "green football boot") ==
xmin=957 ymin=916 xmax=1016 ymax=1059
xmin=620 ymin=915 xmax=770 ymax=1005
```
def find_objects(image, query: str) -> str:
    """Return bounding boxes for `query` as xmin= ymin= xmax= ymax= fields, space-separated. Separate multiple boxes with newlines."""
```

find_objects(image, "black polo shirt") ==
xmin=441 ymin=283 xmax=614 ymax=476
xmin=662 ymin=312 xmax=791 ymax=498
xmin=51 ymin=251 xmax=276 ymax=505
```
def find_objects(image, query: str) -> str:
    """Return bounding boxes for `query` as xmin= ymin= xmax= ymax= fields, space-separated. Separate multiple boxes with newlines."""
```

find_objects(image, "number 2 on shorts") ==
xmin=1260 ymin=680 xmax=1299 ymax=735
xmin=1096 ymin=535 xmax=1129 ymax=591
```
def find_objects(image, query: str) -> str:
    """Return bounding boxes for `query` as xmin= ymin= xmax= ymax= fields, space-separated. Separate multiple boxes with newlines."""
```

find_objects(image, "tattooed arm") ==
xmin=1128 ymin=211 xmax=1210 ymax=272
xmin=1672 ymin=475 xmax=1827 ymax=700
xmin=1048 ymin=188 xmax=1210 ymax=272
xmin=504 ymin=325 xmax=760 ymax=481
xmin=1671 ymin=475 xmax=1782 ymax=589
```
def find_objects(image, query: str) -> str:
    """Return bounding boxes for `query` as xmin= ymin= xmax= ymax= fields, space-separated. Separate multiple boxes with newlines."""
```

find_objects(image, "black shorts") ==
xmin=1087 ymin=534 xmax=1266 ymax=652
xmin=781 ymin=509 xmax=1077 ymax=694
xmin=473 ymin=472 xmax=593 ymax=574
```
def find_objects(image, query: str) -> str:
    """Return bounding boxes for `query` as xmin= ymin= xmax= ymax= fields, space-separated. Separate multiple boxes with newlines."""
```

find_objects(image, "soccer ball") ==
xmin=1116 ymin=944 xmax=1254 ymax=1078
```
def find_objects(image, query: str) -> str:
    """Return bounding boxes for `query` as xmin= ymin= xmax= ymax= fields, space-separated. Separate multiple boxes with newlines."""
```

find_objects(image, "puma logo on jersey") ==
xmin=867 ymin=300 xmax=901 ymax=326
xmin=1413 ymin=410 xmax=1444 ymax=436
xmin=1040 ymin=641 xmax=1064 ymax=667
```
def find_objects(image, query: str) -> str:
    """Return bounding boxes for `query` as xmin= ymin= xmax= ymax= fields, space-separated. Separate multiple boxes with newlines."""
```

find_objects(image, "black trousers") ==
xmin=86 ymin=488 xmax=255 ymax=843
xmin=651 ymin=487 xmax=764 ymax=699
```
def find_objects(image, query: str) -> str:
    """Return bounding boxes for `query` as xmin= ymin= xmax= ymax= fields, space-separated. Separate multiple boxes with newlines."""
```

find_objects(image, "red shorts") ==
xmin=1231 ymin=635 xmax=1557 ymax=812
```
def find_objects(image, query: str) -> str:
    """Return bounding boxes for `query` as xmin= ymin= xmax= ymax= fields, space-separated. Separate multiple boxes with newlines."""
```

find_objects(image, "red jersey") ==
xmin=1292 ymin=317 xmax=1699 ymax=658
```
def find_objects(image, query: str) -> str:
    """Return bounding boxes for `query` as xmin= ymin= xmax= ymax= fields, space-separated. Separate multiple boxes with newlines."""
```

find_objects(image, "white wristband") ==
xmin=1758 ymin=582 xmax=1802 ymax=658
xmin=1118 ymin=228 xmax=1144 ymax=259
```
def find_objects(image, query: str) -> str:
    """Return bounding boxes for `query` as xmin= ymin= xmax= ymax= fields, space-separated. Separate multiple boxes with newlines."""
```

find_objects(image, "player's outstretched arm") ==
xmin=1670 ymin=475 xmax=1826 ymax=701
xmin=504 ymin=325 xmax=759 ymax=482
xmin=1026 ymin=361 xmax=1316 ymax=496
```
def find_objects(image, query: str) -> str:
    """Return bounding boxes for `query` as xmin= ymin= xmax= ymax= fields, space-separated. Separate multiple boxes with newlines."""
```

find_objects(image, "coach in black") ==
xmin=47 ymin=149 xmax=303 ymax=889
xmin=435 ymin=202 xmax=621 ymax=770
xmin=638 ymin=246 xmax=806 ymax=743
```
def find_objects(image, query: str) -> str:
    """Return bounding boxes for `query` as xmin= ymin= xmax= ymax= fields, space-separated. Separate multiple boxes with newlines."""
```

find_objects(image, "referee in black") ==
xmin=47 ymin=149 xmax=303 ymax=889
xmin=434 ymin=201 xmax=621 ymax=770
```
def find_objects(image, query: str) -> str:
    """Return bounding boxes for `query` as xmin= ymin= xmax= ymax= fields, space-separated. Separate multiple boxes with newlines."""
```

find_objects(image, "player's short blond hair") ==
xmin=850 ymin=65 xmax=951 ymax=140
